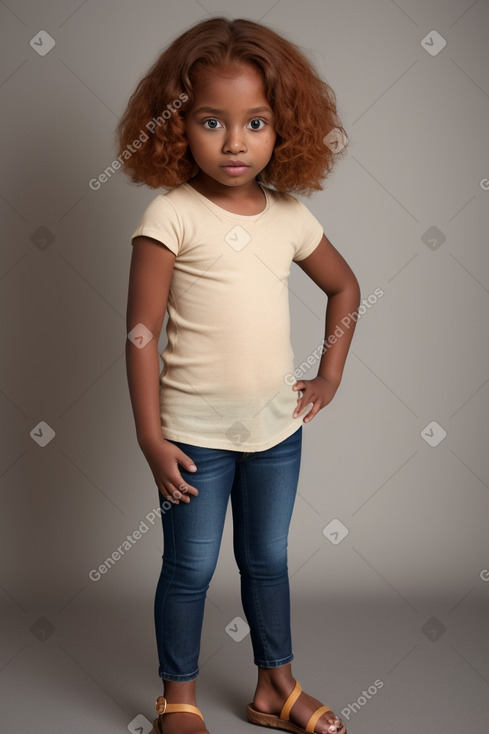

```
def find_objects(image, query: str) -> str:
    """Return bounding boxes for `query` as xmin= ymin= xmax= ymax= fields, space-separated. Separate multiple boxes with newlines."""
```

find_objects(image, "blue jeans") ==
xmin=154 ymin=426 xmax=302 ymax=681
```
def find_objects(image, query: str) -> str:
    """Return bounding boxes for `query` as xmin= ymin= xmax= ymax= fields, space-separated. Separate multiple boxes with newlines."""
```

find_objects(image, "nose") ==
xmin=223 ymin=126 xmax=247 ymax=154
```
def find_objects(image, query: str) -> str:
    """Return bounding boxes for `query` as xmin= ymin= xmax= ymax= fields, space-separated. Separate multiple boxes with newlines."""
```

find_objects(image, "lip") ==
xmin=221 ymin=161 xmax=250 ymax=176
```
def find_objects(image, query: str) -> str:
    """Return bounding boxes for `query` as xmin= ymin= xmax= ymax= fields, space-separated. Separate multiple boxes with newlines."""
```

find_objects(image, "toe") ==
xmin=322 ymin=712 xmax=345 ymax=734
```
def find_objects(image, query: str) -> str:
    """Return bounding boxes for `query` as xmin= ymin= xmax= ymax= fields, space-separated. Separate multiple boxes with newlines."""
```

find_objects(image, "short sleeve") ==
xmin=293 ymin=199 xmax=324 ymax=262
xmin=130 ymin=194 xmax=183 ymax=256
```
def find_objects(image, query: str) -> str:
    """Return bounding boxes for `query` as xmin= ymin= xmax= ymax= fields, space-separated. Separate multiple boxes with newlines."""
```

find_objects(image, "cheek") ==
xmin=187 ymin=128 xmax=215 ymax=151
xmin=190 ymin=140 xmax=215 ymax=162
xmin=184 ymin=121 xmax=203 ymax=144
xmin=261 ymin=133 xmax=276 ymax=153
xmin=184 ymin=128 xmax=207 ymax=157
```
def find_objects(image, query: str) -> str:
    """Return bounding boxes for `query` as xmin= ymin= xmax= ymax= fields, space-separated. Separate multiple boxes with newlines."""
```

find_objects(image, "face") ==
xmin=184 ymin=63 xmax=276 ymax=189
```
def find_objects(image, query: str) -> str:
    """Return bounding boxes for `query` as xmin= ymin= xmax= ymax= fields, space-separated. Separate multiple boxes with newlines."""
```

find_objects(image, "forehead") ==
xmin=190 ymin=63 xmax=270 ymax=107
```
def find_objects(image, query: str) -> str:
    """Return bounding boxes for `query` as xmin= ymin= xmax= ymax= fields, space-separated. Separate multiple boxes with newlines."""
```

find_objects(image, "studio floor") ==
xmin=1 ymin=592 xmax=488 ymax=732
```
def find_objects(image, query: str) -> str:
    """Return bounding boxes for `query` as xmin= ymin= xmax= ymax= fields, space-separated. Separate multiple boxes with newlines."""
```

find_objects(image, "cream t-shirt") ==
xmin=130 ymin=182 xmax=324 ymax=451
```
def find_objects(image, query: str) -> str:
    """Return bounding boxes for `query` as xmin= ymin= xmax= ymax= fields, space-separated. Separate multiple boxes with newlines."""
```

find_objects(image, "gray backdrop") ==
xmin=1 ymin=1 xmax=488 ymax=732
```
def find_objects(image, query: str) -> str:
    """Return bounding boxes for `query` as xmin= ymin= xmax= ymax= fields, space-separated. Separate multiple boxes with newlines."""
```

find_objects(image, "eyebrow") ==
xmin=192 ymin=106 xmax=272 ymax=115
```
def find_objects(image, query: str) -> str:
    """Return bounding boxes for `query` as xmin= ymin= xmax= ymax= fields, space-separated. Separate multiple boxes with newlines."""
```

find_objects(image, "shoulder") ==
xmin=131 ymin=185 xmax=194 ymax=253
xmin=262 ymin=185 xmax=313 ymax=215
xmin=262 ymin=185 xmax=296 ymax=207
xmin=133 ymin=185 xmax=195 ymax=231
xmin=140 ymin=184 xmax=189 ymax=213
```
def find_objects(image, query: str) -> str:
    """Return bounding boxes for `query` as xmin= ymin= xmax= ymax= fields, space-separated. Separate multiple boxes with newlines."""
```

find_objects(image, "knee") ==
xmin=162 ymin=555 xmax=218 ymax=593
xmin=234 ymin=540 xmax=288 ymax=582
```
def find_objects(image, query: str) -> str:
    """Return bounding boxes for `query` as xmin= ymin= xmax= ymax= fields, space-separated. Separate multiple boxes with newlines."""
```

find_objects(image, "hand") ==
xmin=139 ymin=437 xmax=199 ymax=504
xmin=292 ymin=375 xmax=340 ymax=423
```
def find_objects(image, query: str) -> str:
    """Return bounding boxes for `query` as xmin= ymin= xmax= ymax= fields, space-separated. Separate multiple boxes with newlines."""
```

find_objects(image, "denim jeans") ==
xmin=154 ymin=425 xmax=302 ymax=681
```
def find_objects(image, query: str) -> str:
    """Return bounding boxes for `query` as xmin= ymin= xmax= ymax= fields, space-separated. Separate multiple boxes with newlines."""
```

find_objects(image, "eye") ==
xmin=248 ymin=118 xmax=266 ymax=131
xmin=202 ymin=118 xmax=222 ymax=129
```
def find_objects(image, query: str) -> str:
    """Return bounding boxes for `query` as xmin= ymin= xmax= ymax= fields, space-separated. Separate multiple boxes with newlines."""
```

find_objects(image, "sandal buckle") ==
xmin=155 ymin=696 xmax=167 ymax=715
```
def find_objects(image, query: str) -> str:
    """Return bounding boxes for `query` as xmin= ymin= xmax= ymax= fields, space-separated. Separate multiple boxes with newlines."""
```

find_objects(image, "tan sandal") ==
xmin=246 ymin=681 xmax=347 ymax=734
xmin=153 ymin=695 xmax=205 ymax=733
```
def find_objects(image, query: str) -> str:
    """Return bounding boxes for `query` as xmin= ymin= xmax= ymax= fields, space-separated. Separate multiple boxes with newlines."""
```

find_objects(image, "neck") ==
xmin=188 ymin=172 xmax=262 ymax=200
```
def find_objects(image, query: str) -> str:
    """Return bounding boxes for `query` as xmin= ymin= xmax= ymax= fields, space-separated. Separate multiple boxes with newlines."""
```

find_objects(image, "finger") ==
xmin=175 ymin=479 xmax=199 ymax=499
xmin=303 ymin=397 xmax=322 ymax=423
xmin=292 ymin=381 xmax=306 ymax=417
xmin=171 ymin=479 xmax=198 ymax=503
xmin=177 ymin=451 xmax=197 ymax=472
xmin=173 ymin=477 xmax=199 ymax=498
xmin=174 ymin=470 xmax=200 ymax=498
xmin=158 ymin=483 xmax=181 ymax=503
xmin=293 ymin=389 xmax=314 ymax=418
xmin=160 ymin=479 xmax=198 ymax=504
xmin=293 ymin=391 xmax=304 ymax=417
xmin=159 ymin=488 xmax=179 ymax=504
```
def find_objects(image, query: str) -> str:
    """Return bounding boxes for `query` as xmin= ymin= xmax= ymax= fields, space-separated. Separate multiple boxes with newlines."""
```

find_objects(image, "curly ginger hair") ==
xmin=115 ymin=17 xmax=348 ymax=195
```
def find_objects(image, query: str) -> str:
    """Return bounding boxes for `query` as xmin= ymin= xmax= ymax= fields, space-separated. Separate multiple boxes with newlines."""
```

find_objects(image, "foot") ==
xmin=253 ymin=677 xmax=345 ymax=734
xmin=156 ymin=711 xmax=210 ymax=734
xmin=156 ymin=681 xmax=210 ymax=734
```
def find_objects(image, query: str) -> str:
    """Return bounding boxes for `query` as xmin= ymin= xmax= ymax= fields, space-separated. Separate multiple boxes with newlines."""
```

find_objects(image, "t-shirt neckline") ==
xmin=182 ymin=181 xmax=271 ymax=220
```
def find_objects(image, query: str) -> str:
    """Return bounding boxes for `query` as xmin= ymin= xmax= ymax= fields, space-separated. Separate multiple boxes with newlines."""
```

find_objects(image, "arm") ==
xmin=292 ymin=233 xmax=361 ymax=422
xmin=126 ymin=236 xmax=198 ymax=502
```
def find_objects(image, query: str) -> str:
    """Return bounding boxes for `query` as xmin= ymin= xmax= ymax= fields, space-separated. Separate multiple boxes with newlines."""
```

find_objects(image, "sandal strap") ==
xmin=306 ymin=704 xmax=332 ymax=733
xmin=280 ymin=681 xmax=302 ymax=721
xmin=155 ymin=696 xmax=204 ymax=721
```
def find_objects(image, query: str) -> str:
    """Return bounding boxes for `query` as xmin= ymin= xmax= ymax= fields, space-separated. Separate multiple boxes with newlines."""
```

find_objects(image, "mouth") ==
xmin=221 ymin=161 xmax=250 ymax=176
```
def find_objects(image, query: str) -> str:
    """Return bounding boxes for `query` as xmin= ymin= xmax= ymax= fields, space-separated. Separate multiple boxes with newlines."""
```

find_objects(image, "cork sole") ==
xmin=246 ymin=703 xmax=347 ymax=734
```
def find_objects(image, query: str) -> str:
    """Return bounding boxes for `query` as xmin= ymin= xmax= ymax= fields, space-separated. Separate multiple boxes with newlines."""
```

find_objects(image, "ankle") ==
xmin=256 ymin=665 xmax=295 ymax=696
xmin=162 ymin=679 xmax=197 ymax=704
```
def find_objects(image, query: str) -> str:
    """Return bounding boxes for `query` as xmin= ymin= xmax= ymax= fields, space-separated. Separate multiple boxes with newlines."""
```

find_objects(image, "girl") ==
xmin=117 ymin=17 xmax=360 ymax=734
